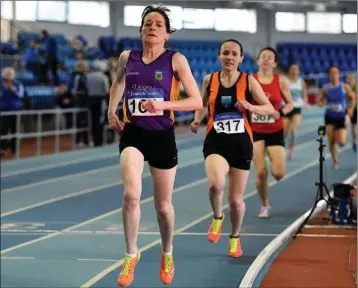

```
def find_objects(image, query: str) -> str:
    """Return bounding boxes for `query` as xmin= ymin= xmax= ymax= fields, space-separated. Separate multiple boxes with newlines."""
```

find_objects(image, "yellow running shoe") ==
xmin=207 ymin=213 xmax=225 ymax=243
xmin=160 ymin=249 xmax=175 ymax=285
xmin=228 ymin=237 xmax=243 ymax=258
xmin=117 ymin=250 xmax=141 ymax=287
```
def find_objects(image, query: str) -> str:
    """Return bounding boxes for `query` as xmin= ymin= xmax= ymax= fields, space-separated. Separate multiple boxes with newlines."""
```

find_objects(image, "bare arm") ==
xmin=316 ymin=85 xmax=327 ymax=107
xmin=344 ymin=83 xmax=357 ymax=111
xmin=248 ymin=75 xmax=275 ymax=116
xmin=108 ymin=50 xmax=129 ymax=114
xmin=302 ymin=79 xmax=308 ymax=104
xmin=279 ymin=75 xmax=294 ymax=115
xmin=193 ymin=74 xmax=211 ymax=123
xmin=163 ymin=53 xmax=203 ymax=111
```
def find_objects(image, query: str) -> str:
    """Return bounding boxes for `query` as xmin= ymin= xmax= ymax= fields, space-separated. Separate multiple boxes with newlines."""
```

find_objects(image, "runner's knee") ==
xmin=123 ymin=189 xmax=141 ymax=209
xmin=209 ymin=182 xmax=225 ymax=196
xmin=155 ymin=200 xmax=173 ymax=216
xmin=256 ymin=169 xmax=267 ymax=184
xmin=228 ymin=194 xmax=245 ymax=210
xmin=271 ymin=168 xmax=284 ymax=181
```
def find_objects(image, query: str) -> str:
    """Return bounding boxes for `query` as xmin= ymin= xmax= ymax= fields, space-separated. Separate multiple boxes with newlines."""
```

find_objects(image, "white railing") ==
xmin=0 ymin=105 xmax=197 ymax=160
xmin=1 ymin=108 xmax=92 ymax=159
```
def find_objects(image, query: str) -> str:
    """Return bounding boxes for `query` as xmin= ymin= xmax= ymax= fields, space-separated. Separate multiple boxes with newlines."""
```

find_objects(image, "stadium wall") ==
xmin=12 ymin=1 xmax=356 ymax=55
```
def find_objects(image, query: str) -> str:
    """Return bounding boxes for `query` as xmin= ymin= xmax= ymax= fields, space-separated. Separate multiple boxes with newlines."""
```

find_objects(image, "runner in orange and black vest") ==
xmin=190 ymin=39 xmax=276 ymax=257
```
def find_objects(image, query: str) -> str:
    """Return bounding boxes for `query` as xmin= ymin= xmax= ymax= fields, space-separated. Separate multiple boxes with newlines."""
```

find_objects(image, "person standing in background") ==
xmin=41 ymin=30 xmax=59 ymax=86
xmin=86 ymin=60 xmax=110 ymax=146
xmin=0 ymin=67 xmax=24 ymax=158
xmin=71 ymin=59 xmax=90 ymax=147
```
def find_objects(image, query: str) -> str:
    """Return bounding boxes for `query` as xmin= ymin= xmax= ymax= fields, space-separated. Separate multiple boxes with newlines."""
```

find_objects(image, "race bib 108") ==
xmin=214 ymin=112 xmax=244 ymax=134
xmin=127 ymin=88 xmax=164 ymax=116
xmin=251 ymin=113 xmax=275 ymax=123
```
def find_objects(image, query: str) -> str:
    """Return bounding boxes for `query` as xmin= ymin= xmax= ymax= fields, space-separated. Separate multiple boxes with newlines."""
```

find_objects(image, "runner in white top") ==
xmin=283 ymin=63 xmax=308 ymax=159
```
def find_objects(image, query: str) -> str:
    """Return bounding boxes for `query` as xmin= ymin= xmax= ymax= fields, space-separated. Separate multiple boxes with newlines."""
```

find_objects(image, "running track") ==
xmin=1 ymin=107 xmax=356 ymax=288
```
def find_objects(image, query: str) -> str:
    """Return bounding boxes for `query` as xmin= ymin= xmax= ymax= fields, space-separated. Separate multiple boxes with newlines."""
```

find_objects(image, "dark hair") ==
xmin=41 ymin=30 xmax=49 ymax=37
xmin=258 ymin=47 xmax=279 ymax=63
xmin=289 ymin=63 xmax=299 ymax=68
xmin=218 ymin=39 xmax=243 ymax=56
xmin=140 ymin=5 xmax=176 ymax=34
xmin=328 ymin=65 xmax=340 ymax=74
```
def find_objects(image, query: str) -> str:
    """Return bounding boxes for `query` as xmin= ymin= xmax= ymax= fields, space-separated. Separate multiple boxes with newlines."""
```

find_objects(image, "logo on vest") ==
xmin=127 ymin=72 xmax=139 ymax=76
xmin=221 ymin=96 xmax=232 ymax=107
xmin=155 ymin=70 xmax=163 ymax=81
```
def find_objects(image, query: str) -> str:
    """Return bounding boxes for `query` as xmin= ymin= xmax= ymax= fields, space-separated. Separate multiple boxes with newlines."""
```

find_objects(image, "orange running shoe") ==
xmin=228 ymin=237 xmax=243 ymax=258
xmin=207 ymin=213 xmax=225 ymax=243
xmin=117 ymin=250 xmax=141 ymax=287
xmin=159 ymin=248 xmax=175 ymax=285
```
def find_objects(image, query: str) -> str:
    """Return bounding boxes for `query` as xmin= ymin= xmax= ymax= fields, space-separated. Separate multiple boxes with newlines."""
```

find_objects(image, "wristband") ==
xmin=278 ymin=109 xmax=284 ymax=117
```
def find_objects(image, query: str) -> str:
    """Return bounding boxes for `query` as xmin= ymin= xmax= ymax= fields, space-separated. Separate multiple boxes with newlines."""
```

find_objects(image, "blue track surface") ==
xmin=1 ymin=107 xmax=356 ymax=288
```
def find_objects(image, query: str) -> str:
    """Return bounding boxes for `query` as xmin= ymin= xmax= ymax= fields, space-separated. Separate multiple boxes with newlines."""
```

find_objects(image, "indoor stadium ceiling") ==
xmin=115 ymin=0 xmax=357 ymax=12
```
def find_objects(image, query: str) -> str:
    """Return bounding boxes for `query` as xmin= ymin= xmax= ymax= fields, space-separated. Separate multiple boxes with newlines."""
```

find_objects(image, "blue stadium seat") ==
xmin=277 ymin=42 xmax=357 ymax=76
xmin=0 ymin=42 xmax=18 ymax=55
xmin=17 ymin=32 xmax=41 ymax=51
xmin=12 ymin=33 xmax=259 ymax=89
xmin=99 ymin=36 xmax=119 ymax=57
xmin=25 ymin=86 xmax=57 ymax=109
xmin=119 ymin=38 xmax=258 ymax=85
xmin=15 ymin=70 xmax=37 ymax=86
xmin=52 ymin=34 xmax=67 ymax=44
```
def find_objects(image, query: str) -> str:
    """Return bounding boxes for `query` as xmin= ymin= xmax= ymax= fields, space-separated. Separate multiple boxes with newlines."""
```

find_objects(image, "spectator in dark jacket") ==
xmin=56 ymin=84 xmax=73 ymax=129
xmin=71 ymin=59 xmax=90 ymax=147
xmin=41 ymin=30 xmax=59 ymax=86
xmin=0 ymin=67 xmax=24 ymax=156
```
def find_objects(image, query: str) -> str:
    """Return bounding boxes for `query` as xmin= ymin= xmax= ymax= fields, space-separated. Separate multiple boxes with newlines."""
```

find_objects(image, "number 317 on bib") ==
xmin=214 ymin=113 xmax=245 ymax=134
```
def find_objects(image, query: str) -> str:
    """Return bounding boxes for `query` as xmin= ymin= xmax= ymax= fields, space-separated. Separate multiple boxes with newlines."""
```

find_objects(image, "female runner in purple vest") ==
xmin=107 ymin=5 xmax=202 ymax=287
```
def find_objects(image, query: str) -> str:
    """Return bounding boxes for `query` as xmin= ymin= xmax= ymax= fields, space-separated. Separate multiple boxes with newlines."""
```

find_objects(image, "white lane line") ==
xmin=0 ymin=123 xmax=318 ymax=178
xmin=1 ymin=145 xmax=202 ymax=194
xmin=0 ymin=178 xmax=208 ymax=255
xmin=1 ymin=256 xmax=35 ymax=260
xmin=0 ymin=132 xmax=204 ymax=177
xmin=1 ymin=158 xmax=204 ymax=217
xmin=0 ymin=152 xmax=116 ymax=178
xmin=0 ymin=230 xmax=278 ymax=237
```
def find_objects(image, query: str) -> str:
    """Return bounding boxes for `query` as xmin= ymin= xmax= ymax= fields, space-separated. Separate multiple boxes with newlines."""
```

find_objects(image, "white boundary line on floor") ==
xmin=239 ymin=171 xmax=357 ymax=288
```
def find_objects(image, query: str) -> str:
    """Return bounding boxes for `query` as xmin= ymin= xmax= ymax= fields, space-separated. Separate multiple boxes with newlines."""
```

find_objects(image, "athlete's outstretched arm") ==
xmin=107 ymin=50 xmax=129 ymax=131
xmin=279 ymin=75 xmax=294 ymax=115
xmin=193 ymin=74 xmax=211 ymax=124
xmin=245 ymin=75 xmax=275 ymax=116
xmin=344 ymin=83 xmax=357 ymax=117
xmin=163 ymin=53 xmax=203 ymax=111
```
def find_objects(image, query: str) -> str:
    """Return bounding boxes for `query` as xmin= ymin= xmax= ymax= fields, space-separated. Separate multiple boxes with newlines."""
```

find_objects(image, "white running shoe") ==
xmin=258 ymin=206 xmax=271 ymax=218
